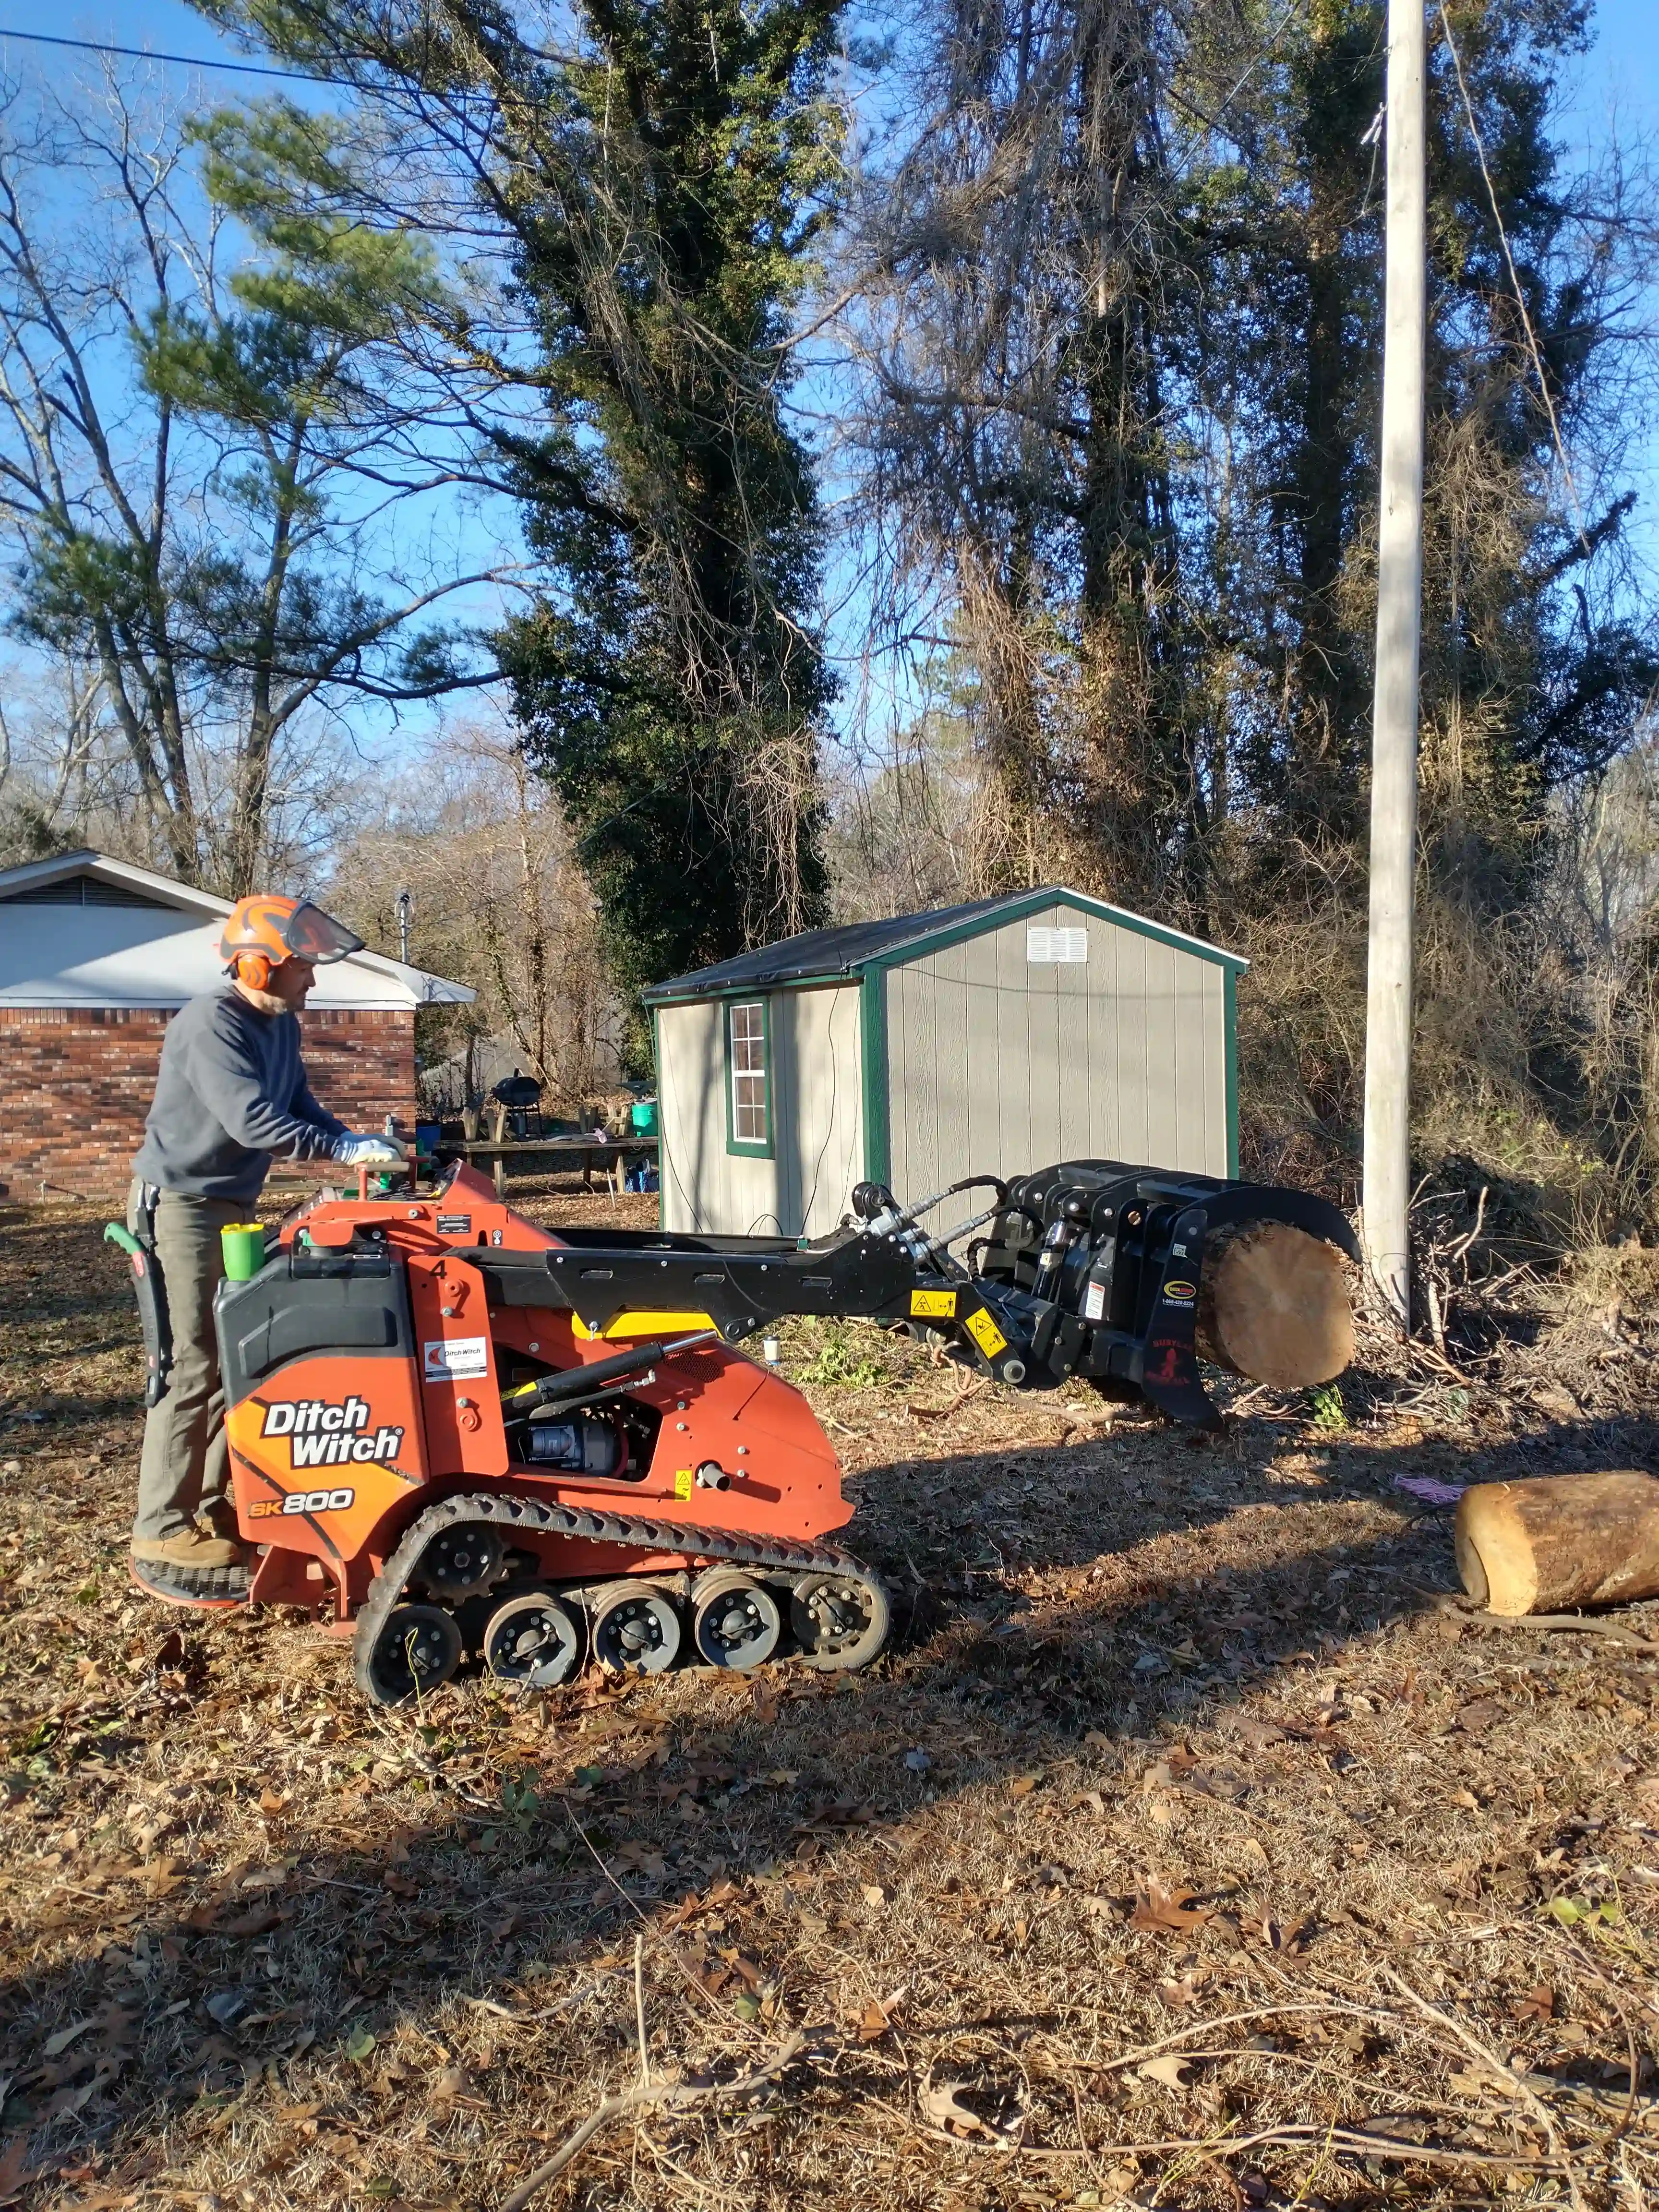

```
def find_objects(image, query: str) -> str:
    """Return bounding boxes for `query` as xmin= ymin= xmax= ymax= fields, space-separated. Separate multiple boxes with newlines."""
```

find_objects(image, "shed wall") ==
xmin=884 ymin=901 xmax=1228 ymax=1196
xmin=658 ymin=985 xmax=863 ymax=1238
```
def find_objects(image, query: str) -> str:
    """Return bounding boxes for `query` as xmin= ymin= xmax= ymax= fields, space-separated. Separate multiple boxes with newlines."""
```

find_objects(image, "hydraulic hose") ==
xmin=499 ymin=1328 xmax=719 ymax=1421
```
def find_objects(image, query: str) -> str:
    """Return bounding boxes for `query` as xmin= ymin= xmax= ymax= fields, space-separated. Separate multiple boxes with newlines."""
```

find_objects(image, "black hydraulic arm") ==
xmin=457 ymin=1228 xmax=922 ymax=1340
xmin=452 ymin=1161 xmax=1358 ymax=1426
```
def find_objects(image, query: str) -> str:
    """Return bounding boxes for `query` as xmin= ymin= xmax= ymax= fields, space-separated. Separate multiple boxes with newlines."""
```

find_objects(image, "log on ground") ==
xmin=1194 ymin=1222 xmax=1354 ymax=1389
xmin=1454 ymin=1470 xmax=1659 ymax=1616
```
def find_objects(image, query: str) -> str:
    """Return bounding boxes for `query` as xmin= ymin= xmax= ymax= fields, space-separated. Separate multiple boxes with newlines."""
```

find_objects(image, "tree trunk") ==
xmin=1454 ymin=1471 xmax=1659 ymax=1616
xmin=1195 ymin=1222 xmax=1354 ymax=1389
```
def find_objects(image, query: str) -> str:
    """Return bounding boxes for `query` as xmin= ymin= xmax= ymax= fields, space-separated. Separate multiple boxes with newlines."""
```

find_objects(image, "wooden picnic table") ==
xmin=451 ymin=1132 xmax=659 ymax=1197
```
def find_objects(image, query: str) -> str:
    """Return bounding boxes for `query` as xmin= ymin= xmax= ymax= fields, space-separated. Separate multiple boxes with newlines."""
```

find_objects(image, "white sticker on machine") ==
xmin=423 ymin=1335 xmax=489 ymax=1382
xmin=1083 ymin=1281 xmax=1106 ymax=1321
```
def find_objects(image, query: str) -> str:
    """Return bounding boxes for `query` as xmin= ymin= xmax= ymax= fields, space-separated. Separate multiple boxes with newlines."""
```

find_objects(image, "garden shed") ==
xmin=643 ymin=885 xmax=1245 ymax=1239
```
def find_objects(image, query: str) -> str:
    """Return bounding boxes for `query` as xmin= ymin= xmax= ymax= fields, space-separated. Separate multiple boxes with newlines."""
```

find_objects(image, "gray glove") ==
xmin=331 ymin=1132 xmax=404 ymax=1166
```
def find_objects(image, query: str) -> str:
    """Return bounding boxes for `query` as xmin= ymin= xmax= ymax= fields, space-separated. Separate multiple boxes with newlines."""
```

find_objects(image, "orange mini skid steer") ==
xmin=112 ymin=1151 xmax=1357 ymax=1707
xmin=210 ymin=1165 xmax=886 ymax=1705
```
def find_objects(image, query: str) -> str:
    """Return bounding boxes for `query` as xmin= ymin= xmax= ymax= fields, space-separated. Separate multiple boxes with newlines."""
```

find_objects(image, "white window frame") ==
xmin=726 ymin=998 xmax=772 ymax=1156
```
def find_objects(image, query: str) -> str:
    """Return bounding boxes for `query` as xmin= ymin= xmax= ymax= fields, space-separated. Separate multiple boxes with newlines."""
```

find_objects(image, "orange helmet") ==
xmin=220 ymin=894 xmax=363 ymax=992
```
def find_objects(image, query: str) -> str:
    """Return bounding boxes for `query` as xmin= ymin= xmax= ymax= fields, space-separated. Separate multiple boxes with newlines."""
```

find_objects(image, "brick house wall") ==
xmin=0 ymin=1006 xmax=415 ymax=1201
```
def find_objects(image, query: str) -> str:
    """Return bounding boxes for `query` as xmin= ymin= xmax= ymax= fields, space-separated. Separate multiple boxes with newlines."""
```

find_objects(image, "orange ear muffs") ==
xmin=236 ymin=952 xmax=273 ymax=992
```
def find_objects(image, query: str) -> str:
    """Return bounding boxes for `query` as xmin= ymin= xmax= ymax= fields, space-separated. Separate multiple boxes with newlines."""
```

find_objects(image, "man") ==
xmin=128 ymin=893 xmax=403 ymax=1609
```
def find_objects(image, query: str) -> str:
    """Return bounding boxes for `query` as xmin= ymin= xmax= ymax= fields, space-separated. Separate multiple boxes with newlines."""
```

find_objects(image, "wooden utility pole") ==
xmin=1362 ymin=0 xmax=1427 ymax=1330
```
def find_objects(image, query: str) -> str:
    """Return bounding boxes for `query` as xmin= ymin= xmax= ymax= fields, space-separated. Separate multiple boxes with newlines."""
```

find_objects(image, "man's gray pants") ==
xmin=127 ymin=1180 xmax=243 ymax=1544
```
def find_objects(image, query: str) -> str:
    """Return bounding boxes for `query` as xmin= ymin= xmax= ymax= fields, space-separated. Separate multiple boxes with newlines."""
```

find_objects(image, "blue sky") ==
xmin=1551 ymin=0 xmax=1659 ymax=574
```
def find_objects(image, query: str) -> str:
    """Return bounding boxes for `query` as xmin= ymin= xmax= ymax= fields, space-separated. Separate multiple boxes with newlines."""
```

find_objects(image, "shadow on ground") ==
xmin=2 ymin=1206 xmax=1656 ymax=2209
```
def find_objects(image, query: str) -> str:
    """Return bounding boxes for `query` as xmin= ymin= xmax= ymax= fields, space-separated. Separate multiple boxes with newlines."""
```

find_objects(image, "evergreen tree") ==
xmin=1176 ymin=0 xmax=1654 ymax=868
xmin=194 ymin=0 xmax=842 ymax=1055
xmin=494 ymin=0 xmax=842 ymax=1045
xmin=857 ymin=0 xmax=1651 ymax=902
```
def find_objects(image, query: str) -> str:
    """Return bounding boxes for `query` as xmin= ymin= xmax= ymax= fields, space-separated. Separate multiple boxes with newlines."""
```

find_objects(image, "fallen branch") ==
xmin=1555 ymin=1937 xmax=1645 ymax=2145
xmin=918 ymin=2117 xmax=1563 ymax=2175
xmin=1075 ymin=2000 xmax=1408 ymax=2078
xmin=907 ymin=1378 xmax=989 ymax=1422
xmin=1438 ymin=1599 xmax=1659 ymax=1653
xmin=1382 ymin=1972 xmax=1585 ymax=2212
xmin=1224 ymin=1382 xmax=1282 ymax=1414
xmin=498 ymin=2031 xmax=813 ymax=2212
xmin=1036 ymin=2125 xmax=1563 ymax=2174
xmin=1445 ymin=1184 xmax=1489 ymax=1267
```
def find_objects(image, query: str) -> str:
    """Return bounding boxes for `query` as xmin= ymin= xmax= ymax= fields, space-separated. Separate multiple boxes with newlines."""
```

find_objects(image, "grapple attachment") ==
xmin=963 ymin=1160 xmax=1360 ymax=1426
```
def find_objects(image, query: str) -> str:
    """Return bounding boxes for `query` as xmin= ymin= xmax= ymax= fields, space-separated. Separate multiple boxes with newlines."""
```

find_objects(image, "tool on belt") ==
xmin=104 ymin=1184 xmax=172 ymax=1408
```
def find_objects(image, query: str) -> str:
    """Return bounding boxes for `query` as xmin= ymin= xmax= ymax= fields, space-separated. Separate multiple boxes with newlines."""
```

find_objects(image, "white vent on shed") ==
xmin=1026 ymin=925 xmax=1087 ymax=963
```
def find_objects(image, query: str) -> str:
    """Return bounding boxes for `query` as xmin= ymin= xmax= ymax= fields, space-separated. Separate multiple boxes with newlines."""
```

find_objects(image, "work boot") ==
xmin=131 ymin=1530 xmax=251 ymax=1610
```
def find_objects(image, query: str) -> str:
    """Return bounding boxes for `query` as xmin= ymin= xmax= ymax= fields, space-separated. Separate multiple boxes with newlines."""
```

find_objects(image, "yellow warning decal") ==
xmin=909 ymin=1288 xmax=959 ymax=1319
xmin=674 ymin=1467 xmax=695 ymax=1501
xmin=965 ymin=1306 xmax=1008 ymax=1358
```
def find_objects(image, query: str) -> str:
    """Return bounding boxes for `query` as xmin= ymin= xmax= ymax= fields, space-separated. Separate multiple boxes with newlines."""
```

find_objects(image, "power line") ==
xmin=0 ymin=26 xmax=327 ymax=84
xmin=1436 ymin=1 xmax=1589 ymax=550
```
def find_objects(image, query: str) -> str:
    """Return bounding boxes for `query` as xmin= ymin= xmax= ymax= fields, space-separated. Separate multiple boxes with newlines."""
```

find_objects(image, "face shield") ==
xmin=283 ymin=902 xmax=365 ymax=965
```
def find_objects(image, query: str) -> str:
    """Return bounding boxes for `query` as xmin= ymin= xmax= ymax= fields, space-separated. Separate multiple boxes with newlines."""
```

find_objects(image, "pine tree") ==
xmin=493 ymin=0 xmax=843 ymax=1047
xmin=1179 ymin=0 xmax=1654 ymax=867
xmin=194 ymin=0 xmax=842 ymax=1055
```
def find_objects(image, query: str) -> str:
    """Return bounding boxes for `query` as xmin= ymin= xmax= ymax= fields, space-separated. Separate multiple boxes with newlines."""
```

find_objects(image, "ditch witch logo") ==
xmin=259 ymin=1395 xmax=405 ymax=1469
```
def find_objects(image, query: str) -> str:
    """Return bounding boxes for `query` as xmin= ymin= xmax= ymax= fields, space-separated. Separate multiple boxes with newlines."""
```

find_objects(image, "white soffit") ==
xmin=0 ymin=853 xmax=472 ymax=1008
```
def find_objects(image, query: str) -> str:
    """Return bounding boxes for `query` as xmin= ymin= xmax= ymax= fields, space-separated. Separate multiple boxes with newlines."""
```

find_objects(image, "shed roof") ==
xmin=0 ymin=849 xmax=474 ymax=1010
xmin=644 ymin=884 xmax=1245 ymax=1003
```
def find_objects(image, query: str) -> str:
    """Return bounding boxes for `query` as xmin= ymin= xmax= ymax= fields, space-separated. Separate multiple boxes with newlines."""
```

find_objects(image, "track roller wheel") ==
xmin=789 ymin=1570 xmax=890 ymax=1672
xmin=691 ymin=1568 xmax=782 ymax=1670
xmin=482 ymin=1588 xmax=584 ymax=1688
xmin=359 ymin=1602 xmax=463 ymax=1706
xmin=589 ymin=1580 xmax=682 ymax=1674
xmin=415 ymin=1523 xmax=506 ymax=1602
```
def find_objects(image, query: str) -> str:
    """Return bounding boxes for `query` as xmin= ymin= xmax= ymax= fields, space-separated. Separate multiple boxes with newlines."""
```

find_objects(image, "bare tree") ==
xmin=0 ymin=63 xmax=513 ymax=891
xmin=329 ymin=719 xmax=614 ymax=1111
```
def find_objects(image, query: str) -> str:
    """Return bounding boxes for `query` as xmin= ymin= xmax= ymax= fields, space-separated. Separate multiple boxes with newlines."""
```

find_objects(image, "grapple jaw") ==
xmin=959 ymin=1160 xmax=1360 ymax=1425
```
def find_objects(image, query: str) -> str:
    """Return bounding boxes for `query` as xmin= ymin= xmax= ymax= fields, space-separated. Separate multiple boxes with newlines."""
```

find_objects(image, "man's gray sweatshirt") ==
xmin=132 ymin=991 xmax=348 ymax=1202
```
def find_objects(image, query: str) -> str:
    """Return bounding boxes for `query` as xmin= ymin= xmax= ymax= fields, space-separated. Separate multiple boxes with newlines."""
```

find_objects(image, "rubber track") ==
xmin=350 ymin=1488 xmax=870 ymax=1701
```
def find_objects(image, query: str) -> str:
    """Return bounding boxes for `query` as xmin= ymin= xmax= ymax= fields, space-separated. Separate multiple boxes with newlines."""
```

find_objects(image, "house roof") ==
xmin=643 ymin=884 xmax=1246 ymax=1002
xmin=0 ymin=849 xmax=474 ymax=1010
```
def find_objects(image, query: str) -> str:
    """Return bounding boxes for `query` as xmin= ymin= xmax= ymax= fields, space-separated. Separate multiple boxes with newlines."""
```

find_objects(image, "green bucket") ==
xmin=630 ymin=1098 xmax=659 ymax=1136
xmin=220 ymin=1222 xmax=267 ymax=1280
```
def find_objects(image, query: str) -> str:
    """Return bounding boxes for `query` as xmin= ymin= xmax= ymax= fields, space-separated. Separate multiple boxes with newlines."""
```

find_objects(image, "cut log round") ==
xmin=1454 ymin=1470 xmax=1659 ymax=1616
xmin=1194 ymin=1221 xmax=1354 ymax=1389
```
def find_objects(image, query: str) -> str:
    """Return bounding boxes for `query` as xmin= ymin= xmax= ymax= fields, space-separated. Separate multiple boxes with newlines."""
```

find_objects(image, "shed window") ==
xmin=726 ymin=999 xmax=771 ymax=1154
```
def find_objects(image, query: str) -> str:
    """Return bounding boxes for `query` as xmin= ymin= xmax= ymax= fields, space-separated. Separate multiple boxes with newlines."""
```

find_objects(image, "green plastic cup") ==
xmin=220 ymin=1222 xmax=267 ymax=1280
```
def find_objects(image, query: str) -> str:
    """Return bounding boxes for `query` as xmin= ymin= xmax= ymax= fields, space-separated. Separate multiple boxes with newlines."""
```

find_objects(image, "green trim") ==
xmin=646 ymin=971 xmax=849 ymax=1009
xmin=723 ymin=995 xmax=774 ymax=1158
xmin=642 ymin=887 xmax=1246 ymax=1008
xmin=1222 ymin=966 xmax=1240 ymax=1179
xmin=882 ymin=887 xmax=1248 ymax=975
xmin=649 ymin=1002 xmax=665 ymax=1228
xmin=859 ymin=967 xmax=890 ymax=1186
